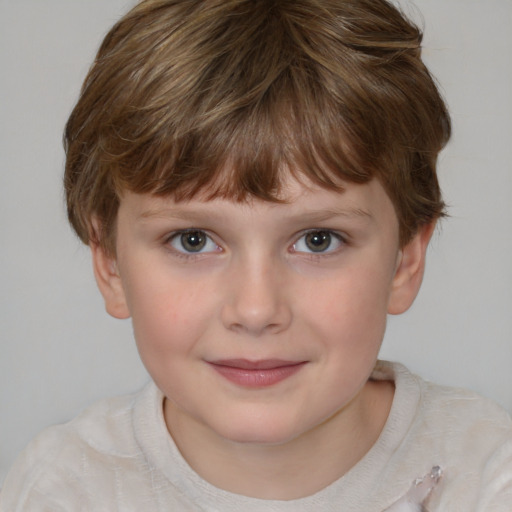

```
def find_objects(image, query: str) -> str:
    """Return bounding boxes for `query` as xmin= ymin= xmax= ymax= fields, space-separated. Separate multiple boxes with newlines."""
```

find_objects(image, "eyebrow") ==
xmin=289 ymin=207 xmax=373 ymax=222
xmin=139 ymin=207 xmax=218 ymax=221
xmin=138 ymin=205 xmax=373 ymax=224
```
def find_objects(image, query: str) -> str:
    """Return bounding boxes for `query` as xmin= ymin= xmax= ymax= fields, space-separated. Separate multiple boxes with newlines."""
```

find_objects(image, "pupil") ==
xmin=181 ymin=231 xmax=206 ymax=252
xmin=306 ymin=231 xmax=331 ymax=252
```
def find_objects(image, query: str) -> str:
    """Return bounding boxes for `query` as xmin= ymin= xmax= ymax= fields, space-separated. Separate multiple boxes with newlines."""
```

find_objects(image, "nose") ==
xmin=220 ymin=255 xmax=292 ymax=336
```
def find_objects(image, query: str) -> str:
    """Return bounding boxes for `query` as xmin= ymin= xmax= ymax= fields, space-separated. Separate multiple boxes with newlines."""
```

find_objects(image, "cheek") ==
xmin=306 ymin=266 xmax=392 ymax=324
xmin=122 ymin=270 xmax=216 ymax=358
xmin=300 ymin=265 xmax=393 ymax=360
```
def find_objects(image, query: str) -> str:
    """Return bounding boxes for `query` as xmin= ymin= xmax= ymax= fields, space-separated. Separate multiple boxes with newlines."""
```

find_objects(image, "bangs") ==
xmin=105 ymin=11 xmax=375 ymax=203
xmin=113 ymin=80 xmax=373 ymax=204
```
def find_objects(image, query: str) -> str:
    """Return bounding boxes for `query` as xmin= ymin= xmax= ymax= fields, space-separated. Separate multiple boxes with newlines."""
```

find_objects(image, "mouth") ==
xmin=207 ymin=359 xmax=307 ymax=388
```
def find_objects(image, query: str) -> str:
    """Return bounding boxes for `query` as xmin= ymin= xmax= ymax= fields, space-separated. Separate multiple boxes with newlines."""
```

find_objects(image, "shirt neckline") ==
xmin=133 ymin=361 xmax=422 ymax=511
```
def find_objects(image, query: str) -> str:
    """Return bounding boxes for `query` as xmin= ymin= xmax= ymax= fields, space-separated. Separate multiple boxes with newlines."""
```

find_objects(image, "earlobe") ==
xmin=90 ymin=241 xmax=131 ymax=320
xmin=387 ymin=222 xmax=436 ymax=315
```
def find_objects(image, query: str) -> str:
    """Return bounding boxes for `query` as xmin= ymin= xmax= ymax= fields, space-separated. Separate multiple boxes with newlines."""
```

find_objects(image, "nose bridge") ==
xmin=221 ymin=247 xmax=291 ymax=335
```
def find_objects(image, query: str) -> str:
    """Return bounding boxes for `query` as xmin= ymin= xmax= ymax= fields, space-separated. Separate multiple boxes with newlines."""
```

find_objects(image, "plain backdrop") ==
xmin=1 ymin=0 xmax=511 ymax=485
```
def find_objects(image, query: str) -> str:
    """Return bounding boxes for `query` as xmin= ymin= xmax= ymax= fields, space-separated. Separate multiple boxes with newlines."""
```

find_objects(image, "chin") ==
xmin=213 ymin=414 xmax=306 ymax=446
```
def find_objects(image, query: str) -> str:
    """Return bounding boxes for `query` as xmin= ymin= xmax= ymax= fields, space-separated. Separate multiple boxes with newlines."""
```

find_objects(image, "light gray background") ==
xmin=1 ymin=0 xmax=511 ymax=485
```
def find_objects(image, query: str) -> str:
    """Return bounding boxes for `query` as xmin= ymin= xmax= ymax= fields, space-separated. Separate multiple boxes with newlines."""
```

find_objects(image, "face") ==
xmin=93 ymin=176 xmax=429 ymax=448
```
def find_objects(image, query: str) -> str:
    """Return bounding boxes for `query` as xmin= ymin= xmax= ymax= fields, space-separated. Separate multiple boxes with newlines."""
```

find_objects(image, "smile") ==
xmin=207 ymin=359 xmax=307 ymax=388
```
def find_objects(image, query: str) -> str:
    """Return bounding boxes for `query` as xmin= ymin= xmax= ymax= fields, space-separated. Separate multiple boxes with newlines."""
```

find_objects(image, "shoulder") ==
xmin=0 ymin=384 xmax=155 ymax=511
xmin=420 ymin=379 xmax=512 ymax=509
xmin=381 ymin=361 xmax=512 ymax=510
xmin=412 ymin=367 xmax=512 ymax=441
xmin=377 ymin=360 xmax=512 ymax=437
xmin=416 ymin=370 xmax=512 ymax=508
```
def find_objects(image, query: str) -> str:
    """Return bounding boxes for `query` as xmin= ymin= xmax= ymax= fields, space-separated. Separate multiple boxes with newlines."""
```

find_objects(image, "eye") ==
xmin=293 ymin=230 xmax=344 ymax=254
xmin=169 ymin=230 xmax=219 ymax=254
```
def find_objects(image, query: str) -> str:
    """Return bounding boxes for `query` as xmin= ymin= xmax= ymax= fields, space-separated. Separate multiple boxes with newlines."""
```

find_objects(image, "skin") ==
xmin=92 ymin=175 xmax=433 ymax=499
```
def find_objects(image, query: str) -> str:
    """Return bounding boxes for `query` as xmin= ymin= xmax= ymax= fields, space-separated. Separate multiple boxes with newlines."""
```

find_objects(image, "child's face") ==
xmin=93 ymin=175 xmax=428 ymax=446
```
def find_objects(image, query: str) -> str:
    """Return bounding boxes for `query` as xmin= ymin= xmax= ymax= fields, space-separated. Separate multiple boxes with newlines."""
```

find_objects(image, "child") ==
xmin=1 ymin=0 xmax=511 ymax=510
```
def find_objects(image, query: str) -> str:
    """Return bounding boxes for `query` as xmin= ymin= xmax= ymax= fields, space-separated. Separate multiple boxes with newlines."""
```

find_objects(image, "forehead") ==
xmin=119 ymin=175 xmax=398 ymax=232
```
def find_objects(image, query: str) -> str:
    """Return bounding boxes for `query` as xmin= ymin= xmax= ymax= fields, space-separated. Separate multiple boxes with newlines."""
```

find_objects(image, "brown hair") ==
xmin=64 ymin=0 xmax=451 ymax=254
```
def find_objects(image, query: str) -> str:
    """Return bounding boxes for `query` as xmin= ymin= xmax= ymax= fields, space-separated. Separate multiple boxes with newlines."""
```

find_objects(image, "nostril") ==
xmin=221 ymin=296 xmax=292 ymax=336
xmin=220 ymin=262 xmax=292 ymax=335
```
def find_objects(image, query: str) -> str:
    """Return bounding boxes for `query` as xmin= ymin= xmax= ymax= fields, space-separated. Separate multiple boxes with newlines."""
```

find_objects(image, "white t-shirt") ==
xmin=1 ymin=361 xmax=511 ymax=511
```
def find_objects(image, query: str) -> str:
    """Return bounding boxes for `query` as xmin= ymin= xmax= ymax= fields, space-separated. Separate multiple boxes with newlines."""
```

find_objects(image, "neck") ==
xmin=164 ymin=379 xmax=394 ymax=500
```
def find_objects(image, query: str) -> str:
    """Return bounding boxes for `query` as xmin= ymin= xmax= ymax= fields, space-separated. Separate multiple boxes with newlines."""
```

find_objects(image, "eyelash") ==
xmin=292 ymin=230 xmax=347 ymax=256
xmin=164 ymin=228 xmax=347 ymax=259
xmin=165 ymin=229 xmax=221 ymax=259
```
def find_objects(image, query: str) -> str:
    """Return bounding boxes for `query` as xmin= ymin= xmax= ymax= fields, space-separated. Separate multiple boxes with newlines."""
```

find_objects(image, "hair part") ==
xmin=64 ymin=0 xmax=451 ymax=255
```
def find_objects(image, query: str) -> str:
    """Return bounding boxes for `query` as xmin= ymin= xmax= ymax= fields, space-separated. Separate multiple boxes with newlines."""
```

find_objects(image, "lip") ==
xmin=207 ymin=359 xmax=307 ymax=388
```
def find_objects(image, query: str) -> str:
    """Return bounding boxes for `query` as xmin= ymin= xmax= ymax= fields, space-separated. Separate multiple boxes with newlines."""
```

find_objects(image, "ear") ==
xmin=90 ymin=240 xmax=131 ymax=320
xmin=387 ymin=222 xmax=436 ymax=315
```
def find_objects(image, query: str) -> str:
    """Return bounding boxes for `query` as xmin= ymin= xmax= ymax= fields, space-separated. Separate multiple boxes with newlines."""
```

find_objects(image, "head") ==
xmin=63 ymin=0 xmax=451 ymax=454
xmin=64 ymin=0 xmax=451 ymax=257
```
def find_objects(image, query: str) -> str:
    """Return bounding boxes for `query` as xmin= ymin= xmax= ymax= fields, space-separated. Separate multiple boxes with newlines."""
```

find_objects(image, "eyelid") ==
xmin=166 ymin=228 xmax=222 ymax=256
xmin=291 ymin=229 xmax=347 ymax=255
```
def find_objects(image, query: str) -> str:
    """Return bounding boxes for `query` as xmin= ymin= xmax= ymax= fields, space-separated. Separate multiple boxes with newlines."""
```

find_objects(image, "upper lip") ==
xmin=208 ymin=359 xmax=305 ymax=370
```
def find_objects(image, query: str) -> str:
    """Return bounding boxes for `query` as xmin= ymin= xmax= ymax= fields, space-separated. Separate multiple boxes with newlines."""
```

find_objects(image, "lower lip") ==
xmin=208 ymin=362 xmax=306 ymax=388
